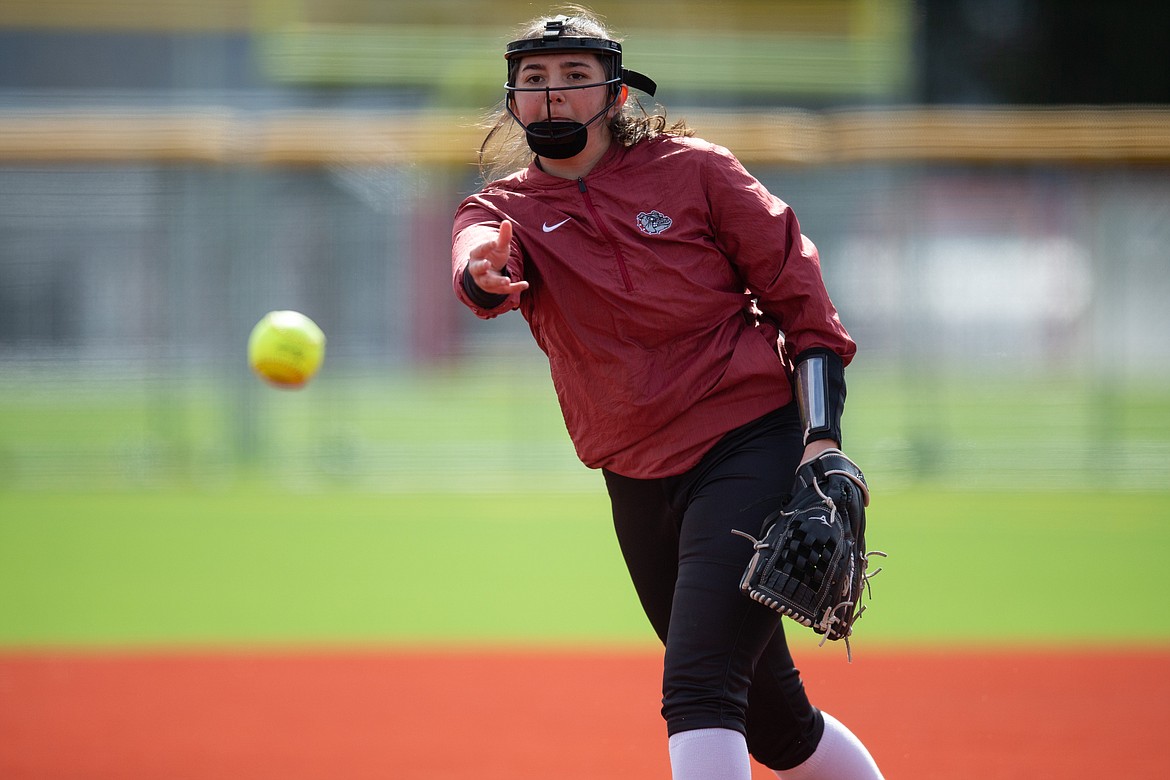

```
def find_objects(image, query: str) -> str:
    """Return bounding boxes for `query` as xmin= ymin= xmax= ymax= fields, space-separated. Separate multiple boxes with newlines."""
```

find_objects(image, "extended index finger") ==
xmin=496 ymin=220 xmax=513 ymax=253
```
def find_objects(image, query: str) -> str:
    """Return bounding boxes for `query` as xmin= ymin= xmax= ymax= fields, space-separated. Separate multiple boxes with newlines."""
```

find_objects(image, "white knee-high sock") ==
xmin=775 ymin=711 xmax=883 ymax=779
xmin=668 ymin=727 xmax=752 ymax=780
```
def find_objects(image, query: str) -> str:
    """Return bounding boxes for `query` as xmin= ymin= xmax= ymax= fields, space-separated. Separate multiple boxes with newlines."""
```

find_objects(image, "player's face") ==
xmin=511 ymin=53 xmax=616 ymax=130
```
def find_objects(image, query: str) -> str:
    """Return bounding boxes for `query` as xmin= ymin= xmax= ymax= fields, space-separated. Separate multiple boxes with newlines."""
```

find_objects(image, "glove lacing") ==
xmin=807 ymin=477 xmax=888 ymax=661
xmin=732 ymin=477 xmax=887 ymax=662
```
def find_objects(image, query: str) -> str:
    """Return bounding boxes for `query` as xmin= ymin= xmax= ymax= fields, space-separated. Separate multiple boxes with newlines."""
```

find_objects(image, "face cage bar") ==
xmin=503 ymin=78 xmax=625 ymax=145
xmin=504 ymin=75 xmax=625 ymax=96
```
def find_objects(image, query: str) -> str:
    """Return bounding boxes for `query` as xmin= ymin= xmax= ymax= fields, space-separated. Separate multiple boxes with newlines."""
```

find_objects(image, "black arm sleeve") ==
xmin=460 ymin=265 xmax=510 ymax=309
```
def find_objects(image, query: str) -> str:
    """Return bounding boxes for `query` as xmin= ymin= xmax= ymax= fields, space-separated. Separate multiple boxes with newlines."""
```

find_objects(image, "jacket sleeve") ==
xmin=451 ymin=200 xmax=524 ymax=319
xmin=703 ymin=144 xmax=856 ymax=367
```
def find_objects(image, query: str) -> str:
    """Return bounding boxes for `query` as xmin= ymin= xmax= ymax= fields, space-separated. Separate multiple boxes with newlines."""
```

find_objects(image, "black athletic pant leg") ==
xmin=603 ymin=404 xmax=823 ymax=770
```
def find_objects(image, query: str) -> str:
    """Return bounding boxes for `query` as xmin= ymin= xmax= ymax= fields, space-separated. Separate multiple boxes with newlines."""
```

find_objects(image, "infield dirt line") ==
xmin=1 ymin=646 xmax=1168 ymax=779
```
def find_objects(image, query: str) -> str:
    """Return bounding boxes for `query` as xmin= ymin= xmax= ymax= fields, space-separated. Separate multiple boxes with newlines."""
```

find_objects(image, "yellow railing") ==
xmin=1 ymin=107 xmax=1168 ymax=166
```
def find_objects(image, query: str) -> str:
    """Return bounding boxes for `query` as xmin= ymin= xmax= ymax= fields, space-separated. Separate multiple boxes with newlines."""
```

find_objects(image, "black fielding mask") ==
xmin=504 ymin=16 xmax=657 ymax=160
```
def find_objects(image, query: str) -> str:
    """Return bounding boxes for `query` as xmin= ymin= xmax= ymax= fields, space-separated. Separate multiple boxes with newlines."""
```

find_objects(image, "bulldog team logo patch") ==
xmin=636 ymin=210 xmax=672 ymax=235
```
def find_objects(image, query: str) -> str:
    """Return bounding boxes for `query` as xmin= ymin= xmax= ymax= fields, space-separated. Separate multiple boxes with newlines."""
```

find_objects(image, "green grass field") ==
xmin=2 ymin=487 xmax=1168 ymax=650
xmin=2 ymin=360 xmax=1169 ymax=651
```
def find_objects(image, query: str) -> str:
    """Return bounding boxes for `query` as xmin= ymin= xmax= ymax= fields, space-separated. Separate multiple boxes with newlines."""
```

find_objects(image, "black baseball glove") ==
xmin=735 ymin=449 xmax=884 ymax=659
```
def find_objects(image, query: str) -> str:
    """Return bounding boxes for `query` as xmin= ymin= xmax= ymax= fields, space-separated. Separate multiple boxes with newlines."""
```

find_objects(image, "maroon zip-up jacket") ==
xmin=452 ymin=134 xmax=855 ymax=479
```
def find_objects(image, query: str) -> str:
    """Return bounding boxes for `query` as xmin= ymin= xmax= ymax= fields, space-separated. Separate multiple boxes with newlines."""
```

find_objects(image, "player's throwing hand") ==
xmin=467 ymin=220 xmax=529 ymax=296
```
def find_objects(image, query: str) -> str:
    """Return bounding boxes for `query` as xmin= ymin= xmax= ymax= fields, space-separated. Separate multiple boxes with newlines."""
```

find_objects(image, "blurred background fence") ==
xmin=1 ymin=0 xmax=1168 ymax=494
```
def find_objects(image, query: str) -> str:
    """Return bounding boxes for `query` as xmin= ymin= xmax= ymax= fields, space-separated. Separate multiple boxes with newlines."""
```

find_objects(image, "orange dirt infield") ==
xmin=2 ymin=646 xmax=1168 ymax=779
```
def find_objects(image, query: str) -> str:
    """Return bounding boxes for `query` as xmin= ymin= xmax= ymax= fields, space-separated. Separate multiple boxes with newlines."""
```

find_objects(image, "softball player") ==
xmin=451 ymin=9 xmax=883 ymax=779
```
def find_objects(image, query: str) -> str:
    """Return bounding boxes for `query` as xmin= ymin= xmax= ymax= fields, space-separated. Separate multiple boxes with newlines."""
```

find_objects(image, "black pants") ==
xmin=603 ymin=404 xmax=824 ymax=771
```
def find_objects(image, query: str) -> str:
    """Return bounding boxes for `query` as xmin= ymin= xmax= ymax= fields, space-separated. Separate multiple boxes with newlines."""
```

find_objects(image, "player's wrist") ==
xmin=799 ymin=439 xmax=839 ymax=466
xmin=461 ymin=263 xmax=510 ymax=308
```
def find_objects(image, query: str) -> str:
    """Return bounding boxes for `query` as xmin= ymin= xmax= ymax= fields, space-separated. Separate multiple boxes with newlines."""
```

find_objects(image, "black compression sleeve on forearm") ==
xmin=461 ymin=265 xmax=510 ymax=309
xmin=792 ymin=347 xmax=846 ymax=446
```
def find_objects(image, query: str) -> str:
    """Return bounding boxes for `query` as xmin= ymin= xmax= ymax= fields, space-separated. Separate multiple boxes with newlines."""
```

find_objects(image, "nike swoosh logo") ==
xmin=542 ymin=218 xmax=571 ymax=233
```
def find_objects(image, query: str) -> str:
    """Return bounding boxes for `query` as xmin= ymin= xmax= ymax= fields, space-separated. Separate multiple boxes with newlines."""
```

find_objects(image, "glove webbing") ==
xmin=734 ymin=474 xmax=886 ymax=661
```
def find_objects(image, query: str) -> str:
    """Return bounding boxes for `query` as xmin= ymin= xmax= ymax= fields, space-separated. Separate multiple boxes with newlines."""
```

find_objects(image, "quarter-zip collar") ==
xmin=526 ymin=140 xmax=625 ymax=188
